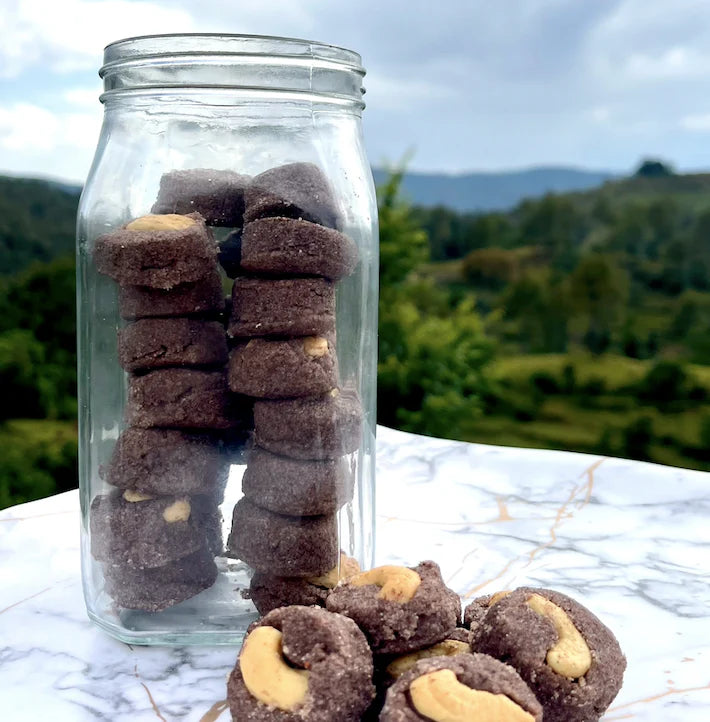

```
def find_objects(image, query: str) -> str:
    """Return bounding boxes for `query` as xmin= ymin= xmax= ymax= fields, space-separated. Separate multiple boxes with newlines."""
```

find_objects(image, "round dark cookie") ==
xmin=152 ymin=168 xmax=250 ymax=227
xmin=326 ymin=560 xmax=460 ymax=656
xmin=244 ymin=162 xmax=342 ymax=229
xmin=103 ymin=545 xmax=218 ymax=612
xmin=117 ymin=318 xmax=228 ymax=372
xmin=228 ymin=276 xmax=335 ymax=338
xmin=380 ymin=654 xmax=543 ymax=722
xmin=247 ymin=553 xmax=361 ymax=615
xmin=228 ymin=336 xmax=338 ymax=399
xmin=104 ymin=427 xmax=226 ymax=496
xmin=94 ymin=213 xmax=218 ymax=289
xmin=242 ymin=447 xmax=353 ymax=516
xmin=228 ymin=605 xmax=374 ymax=721
xmin=240 ymin=217 xmax=358 ymax=281
xmin=253 ymin=389 xmax=362 ymax=460
xmin=126 ymin=368 xmax=240 ymax=430
xmin=471 ymin=586 xmax=626 ymax=722
xmin=90 ymin=489 xmax=209 ymax=568
xmin=118 ymin=269 xmax=225 ymax=320
xmin=227 ymin=497 xmax=338 ymax=577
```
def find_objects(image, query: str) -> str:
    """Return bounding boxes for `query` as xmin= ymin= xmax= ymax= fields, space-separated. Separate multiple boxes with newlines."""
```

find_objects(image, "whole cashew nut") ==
xmin=410 ymin=669 xmax=536 ymax=722
xmin=350 ymin=565 xmax=421 ymax=602
xmin=526 ymin=593 xmax=592 ymax=679
xmin=240 ymin=626 xmax=310 ymax=711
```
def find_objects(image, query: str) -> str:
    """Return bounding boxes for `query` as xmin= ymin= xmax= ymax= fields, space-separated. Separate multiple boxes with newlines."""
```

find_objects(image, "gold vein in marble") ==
xmin=462 ymin=457 xmax=605 ymax=599
xmin=605 ymin=680 xmax=710 ymax=719
xmin=0 ymin=586 xmax=52 ymax=615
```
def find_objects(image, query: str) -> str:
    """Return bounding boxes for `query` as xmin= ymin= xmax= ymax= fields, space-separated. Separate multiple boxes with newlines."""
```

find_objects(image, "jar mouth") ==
xmin=100 ymin=33 xmax=365 ymax=107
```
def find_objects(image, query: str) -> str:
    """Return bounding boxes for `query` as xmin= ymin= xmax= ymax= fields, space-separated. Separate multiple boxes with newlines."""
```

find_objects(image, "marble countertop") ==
xmin=1 ymin=426 xmax=708 ymax=720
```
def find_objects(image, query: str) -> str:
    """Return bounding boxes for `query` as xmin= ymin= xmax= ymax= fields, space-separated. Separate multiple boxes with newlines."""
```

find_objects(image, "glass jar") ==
xmin=77 ymin=34 xmax=378 ymax=645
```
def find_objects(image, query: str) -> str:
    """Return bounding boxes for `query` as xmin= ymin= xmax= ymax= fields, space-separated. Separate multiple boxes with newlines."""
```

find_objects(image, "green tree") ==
xmin=377 ymin=172 xmax=494 ymax=438
xmin=568 ymin=254 xmax=629 ymax=354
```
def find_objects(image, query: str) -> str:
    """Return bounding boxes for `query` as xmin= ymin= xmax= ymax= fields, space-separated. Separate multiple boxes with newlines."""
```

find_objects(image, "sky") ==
xmin=4 ymin=0 xmax=710 ymax=183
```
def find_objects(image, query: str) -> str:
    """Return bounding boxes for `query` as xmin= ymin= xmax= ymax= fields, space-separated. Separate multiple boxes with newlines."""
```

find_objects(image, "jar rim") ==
xmin=100 ymin=33 xmax=365 ymax=106
xmin=103 ymin=33 xmax=363 ymax=70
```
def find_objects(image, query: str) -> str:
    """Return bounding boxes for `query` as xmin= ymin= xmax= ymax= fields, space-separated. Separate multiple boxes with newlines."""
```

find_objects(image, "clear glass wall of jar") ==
xmin=77 ymin=34 xmax=378 ymax=645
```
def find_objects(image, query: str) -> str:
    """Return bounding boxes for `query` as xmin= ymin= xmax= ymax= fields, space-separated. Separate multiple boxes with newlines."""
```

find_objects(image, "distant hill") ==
xmin=0 ymin=176 xmax=79 ymax=276
xmin=372 ymin=166 xmax=616 ymax=212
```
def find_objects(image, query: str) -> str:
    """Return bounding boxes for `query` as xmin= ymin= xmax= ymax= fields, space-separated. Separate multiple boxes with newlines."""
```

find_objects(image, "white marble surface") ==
xmin=1 ymin=426 xmax=709 ymax=721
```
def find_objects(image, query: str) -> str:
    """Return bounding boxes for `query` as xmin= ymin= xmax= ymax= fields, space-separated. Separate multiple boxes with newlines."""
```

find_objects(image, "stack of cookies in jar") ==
xmin=223 ymin=163 xmax=363 ymax=600
xmin=88 ymin=162 xmax=363 ymax=613
xmin=90 ymin=170 xmax=251 ymax=611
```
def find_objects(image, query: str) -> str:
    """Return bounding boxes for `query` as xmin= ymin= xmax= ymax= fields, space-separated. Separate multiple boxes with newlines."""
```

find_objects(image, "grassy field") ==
xmin=463 ymin=353 xmax=710 ymax=471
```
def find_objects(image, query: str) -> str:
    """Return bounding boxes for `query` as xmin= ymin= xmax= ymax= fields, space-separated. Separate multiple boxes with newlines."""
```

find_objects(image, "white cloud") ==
xmin=0 ymin=0 xmax=195 ymax=78
xmin=63 ymin=88 xmax=101 ymax=108
xmin=0 ymin=101 xmax=101 ymax=154
xmin=680 ymin=113 xmax=710 ymax=131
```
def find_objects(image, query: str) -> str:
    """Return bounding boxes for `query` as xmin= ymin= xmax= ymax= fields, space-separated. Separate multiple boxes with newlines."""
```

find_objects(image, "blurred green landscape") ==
xmin=3 ymin=160 xmax=710 ymax=509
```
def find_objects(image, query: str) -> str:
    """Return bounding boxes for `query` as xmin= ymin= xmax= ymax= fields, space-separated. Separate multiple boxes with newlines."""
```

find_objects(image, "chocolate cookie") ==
xmin=118 ymin=318 xmax=228 ymax=372
xmin=90 ymin=489 xmax=210 ymax=568
xmin=103 ymin=545 xmax=218 ymax=612
xmin=241 ymin=217 xmax=358 ymax=280
xmin=118 ymin=269 xmax=225 ymax=320
xmin=126 ymin=368 xmax=238 ymax=430
xmin=244 ymin=162 xmax=341 ymax=229
xmin=380 ymin=654 xmax=543 ymax=722
xmin=228 ymin=336 xmax=338 ymax=399
xmin=227 ymin=497 xmax=338 ymax=577
xmin=326 ymin=560 xmax=461 ymax=655
xmin=228 ymin=276 xmax=335 ymax=338
xmin=228 ymin=605 xmax=374 ymax=721
xmin=471 ymin=587 xmax=626 ymax=722
xmin=253 ymin=389 xmax=362 ymax=460
xmin=242 ymin=448 xmax=353 ymax=516
xmin=152 ymin=169 xmax=250 ymax=226
xmin=104 ymin=428 xmax=226 ymax=496
xmin=94 ymin=213 xmax=218 ymax=289
xmin=247 ymin=553 xmax=361 ymax=615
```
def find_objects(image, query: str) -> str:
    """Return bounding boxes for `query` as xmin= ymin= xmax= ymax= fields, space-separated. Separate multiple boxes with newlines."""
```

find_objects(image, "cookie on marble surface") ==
xmin=325 ymin=560 xmax=461 ymax=655
xmin=242 ymin=447 xmax=353 ymax=516
xmin=103 ymin=545 xmax=218 ymax=612
xmin=126 ymin=368 xmax=239 ymax=430
xmin=227 ymin=497 xmax=338 ymax=577
xmin=247 ymin=553 xmax=361 ymax=615
xmin=94 ymin=213 xmax=218 ymax=289
xmin=90 ymin=489 xmax=209 ymax=568
xmin=379 ymin=654 xmax=543 ymax=722
xmin=227 ymin=605 xmax=374 ymax=721
xmin=253 ymin=389 xmax=362 ymax=460
xmin=105 ymin=428 xmax=226 ymax=497
xmin=228 ymin=276 xmax=335 ymax=338
xmin=228 ymin=336 xmax=338 ymax=399
xmin=471 ymin=586 xmax=626 ymax=722
xmin=117 ymin=318 xmax=228 ymax=372
xmin=240 ymin=217 xmax=358 ymax=281
xmin=152 ymin=168 xmax=250 ymax=227
xmin=244 ymin=162 xmax=342 ymax=229
xmin=118 ymin=269 xmax=225 ymax=320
